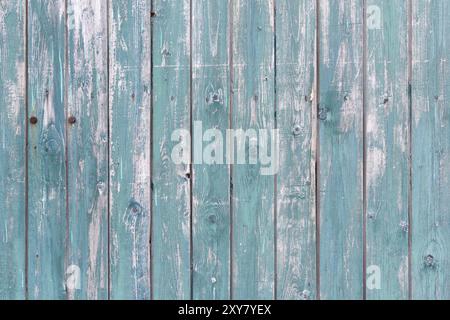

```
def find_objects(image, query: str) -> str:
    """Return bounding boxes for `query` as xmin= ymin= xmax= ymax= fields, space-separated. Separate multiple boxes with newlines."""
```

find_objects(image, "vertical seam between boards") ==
xmin=362 ymin=0 xmax=368 ymax=301
xmin=189 ymin=0 xmax=194 ymax=301
xmin=273 ymin=0 xmax=278 ymax=301
xmin=228 ymin=0 xmax=234 ymax=300
xmin=149 ymin=0 xmax=154 ymax=301
xmin=407 ymin=0 xmax=413 ymax=301
xmin=24 ymin=0 xmax=29 ymax=301
xmin=106 ymin=0 xmax=111 ymax=301
xmin=64 ymin=0 xmax=70 ymax=301
xmin=315 ymin=0 xmax=321 ymax=301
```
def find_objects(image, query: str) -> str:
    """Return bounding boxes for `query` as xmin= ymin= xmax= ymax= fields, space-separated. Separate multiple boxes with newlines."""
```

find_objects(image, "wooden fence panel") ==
xmin=192 ymin=0 xmax=231 ymax=300
xmin=109 ymin=0 xmax=152 ymax=300
xmin=0 ymin=0 xmax=26 ymax=300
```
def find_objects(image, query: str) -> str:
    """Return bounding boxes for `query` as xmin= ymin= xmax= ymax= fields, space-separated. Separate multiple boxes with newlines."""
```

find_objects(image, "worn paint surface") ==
xmin=67 ymin=0 xmax=109 ymax=300
xmin=318 ymin=0 xmax=364 ymax=300
xmin=192 ymin=0 xmax=231 ymax=300
xmin=412 ymin=0 xmax=450 ymax=300
xmin=275 ymin=0 xmax=316 ymax=300
xmin=0 ymin=0 xmax=26 ymax=300
xmin=152 ymin=0 xmax=191 ymax=300
xmin=109 ymin=0 xmax=151 ymax=300
xmin=1 ymin=0 xmax=450 ymax=300
xmin=365 ymin=0 xmax=409 ymax=300
xmin=27 ymin=0 xmax=67 ymax=300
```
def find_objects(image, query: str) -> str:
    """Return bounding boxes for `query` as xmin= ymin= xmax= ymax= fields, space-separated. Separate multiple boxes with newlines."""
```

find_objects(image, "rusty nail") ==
xmin=30 ymin=116 xmax=38 ymax=125
xmin=68 ymin=116 xmax=77 ymax=124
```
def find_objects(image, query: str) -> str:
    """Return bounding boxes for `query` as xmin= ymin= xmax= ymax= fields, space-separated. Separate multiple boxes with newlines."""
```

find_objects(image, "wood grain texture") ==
xmin=411 ymin=0 xmax=450 ymax=300
xmin=231 ymin=0 xmax=275 ymax=300
xmin=365 ymin=0 xmax=409 ymax=300
xmin=318 ymin=0 xmax=364 ymax=300
xmin=151 ymin=0 xmax=191 ymax=300
xmin=3 ymin=0 xmax=450 ymax=301
xmin=109 ymin=0 xmax=151 ymax=300
xmin=0 ymin=0 xmax=26 ymax=300
xmin=27 ymin=0 xmax=67 ymax=300
xmin=275 ymin=0 xmax=317 ymax=300
xmin=67 ymin=0 xmax=108 ymax=300
xmin=192 ymin=0 xmax=231 ymax=300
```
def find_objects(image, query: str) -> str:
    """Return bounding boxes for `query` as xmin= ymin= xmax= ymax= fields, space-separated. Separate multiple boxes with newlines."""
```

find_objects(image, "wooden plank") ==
xmin=151 ymin=0 xmax=191 ymax=299
xmin=0 ymin=0 xmax=26 ymax=300
xmin=66 ymin=0 xmax=108 ymax=300
xmin=318 ymin=0 xmax=364 ymax=300
xmin=109 ymin=0 xmax=152 ymax=300
xmin=231 ymin=0 xmax=276 ymax=300
xmin=192 ymin=0 xmax=231 ymax=300
xmin=411 ymin=0 xmax=450 ymax=300
xmin=27 ymin=0 xmax=67 ymax=300
xmin=365 ymin=0 xmax=409 ymax=300
xmin=275 ymin=0 xmax=317 ymax=300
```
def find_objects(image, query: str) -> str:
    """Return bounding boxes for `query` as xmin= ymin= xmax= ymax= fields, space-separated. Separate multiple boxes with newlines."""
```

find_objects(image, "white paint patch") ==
xmin=367 ymin=147 xmax=386 ymax=186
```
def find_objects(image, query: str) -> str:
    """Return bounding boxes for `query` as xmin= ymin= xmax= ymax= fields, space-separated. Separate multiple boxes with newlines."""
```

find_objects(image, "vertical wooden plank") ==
xmin=365 ymin=0 xmax=409 ymax=300
xmin=412 ymin=0 xmax=450 ymax=300
xmin=66 ymin=0 xmax=108 ymax=300
xmin=231 ymin=0 xmax=275 ymax=299
xmin=192 ymin=0 xmax=231 ymax=300
xmin=318 ymin=0 xmax=364 ymax=300
xmin=28 ymin=0 xmax=67 ymax=300
xmin=109 ymin=0 xmax=151 ymax=300
xmin=151 ymin=0 xmax=191 ymax=299
xmin=0 ymin=0 xmax=26 ymax=300
xmin=275 ymin=0 xmax=317 ymax=300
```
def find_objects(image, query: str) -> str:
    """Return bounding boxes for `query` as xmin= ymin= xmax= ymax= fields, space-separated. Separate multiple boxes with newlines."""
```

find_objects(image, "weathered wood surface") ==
xmin=0 ymin=0 xmax=26 ymax=300
xmin=192 ymin=0 xmax=231 ymax=300
xmin=365 ymin=0 xmax=409 ymax=300
xmin=412 ymin=0 xmax=450 ymax=300
xmin=275 ymin=0 xmax=316 ymax=300
xmin=2 ymin=0 xmax=450 ymax=300
xmin=231 ymin=0 xmax=275 ymax=300
xmin=152 ymin=0 xmax=191 ymax=300
xmin=318 ymin=0 xmax=364 ymax=300
xmin=27 ymin=0 xmax=67 ymax=300
xmin=109 ymin=0 xmax=151 ymax=300
xmin=66 ymin=0 xmax=109 ymax=300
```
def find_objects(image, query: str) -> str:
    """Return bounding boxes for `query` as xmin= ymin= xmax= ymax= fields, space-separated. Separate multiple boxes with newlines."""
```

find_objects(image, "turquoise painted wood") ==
xmin=4 ymin=0 xmax=450 ymax=301
xmin=0 ymin=0 xmax=26 ymax=300
xmin=152 ymin=0 xmax=191 ymax=300
xmin=67 ymin=0 xmax=109 ymax=300
xmin=412 ymin=0 xmax=450 ymax=300
xmin=27 ymin=0 xmax=67 ymax=300
xmin=231 ymin=0 xmax=275 ymax=300
xmin=192 ymin=0 xmax=231 ymax=300
xmin=318 ymin=0 xmax=364 ymax=300
xmin=275 ymin=0 xmax=317 ymax=300
xmin=365 ymin=0 xmax=409 ymax=300
xmin=109 ymin=0 xmax=152 ymax=300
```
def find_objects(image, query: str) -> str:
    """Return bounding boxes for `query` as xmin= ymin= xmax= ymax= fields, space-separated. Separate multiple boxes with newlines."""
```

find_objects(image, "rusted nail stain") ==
xmin=30 ymin=116 xmax=38 ymax=125
xmin=68 ymin=116 xmax=77 ymax=124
